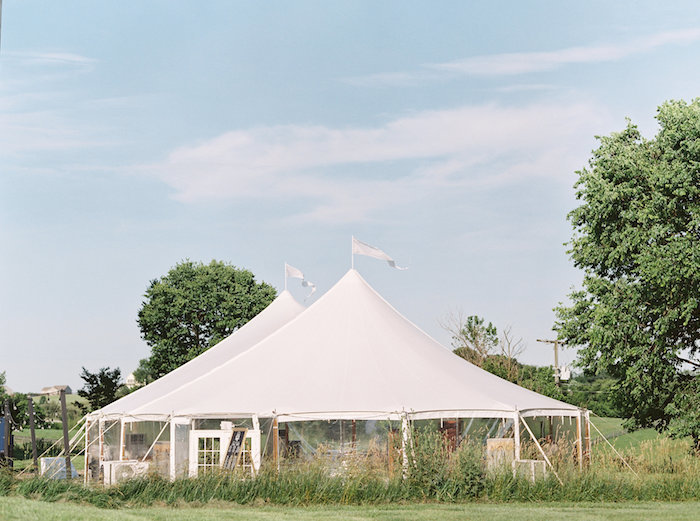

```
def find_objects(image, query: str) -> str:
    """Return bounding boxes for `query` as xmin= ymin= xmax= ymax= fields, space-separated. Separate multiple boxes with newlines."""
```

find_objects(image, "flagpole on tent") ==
xmin=284 ymin=262 xmax=287 ymax=291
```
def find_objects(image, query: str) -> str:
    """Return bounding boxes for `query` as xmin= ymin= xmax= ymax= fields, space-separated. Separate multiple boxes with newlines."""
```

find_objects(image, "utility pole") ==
xmin=536 ymin=338 xmax=565 ymax=387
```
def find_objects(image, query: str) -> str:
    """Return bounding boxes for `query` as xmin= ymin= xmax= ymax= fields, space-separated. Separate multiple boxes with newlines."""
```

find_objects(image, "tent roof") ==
xmin=96 ymin=290 xmax=305 ymax=416
xmin=119 ymin=270 xmax=578 ymax=421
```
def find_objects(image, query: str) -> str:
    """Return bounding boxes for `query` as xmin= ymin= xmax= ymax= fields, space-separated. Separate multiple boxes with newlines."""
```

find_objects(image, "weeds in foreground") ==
xmin=2 ymin=434 xmax=698 ymax=508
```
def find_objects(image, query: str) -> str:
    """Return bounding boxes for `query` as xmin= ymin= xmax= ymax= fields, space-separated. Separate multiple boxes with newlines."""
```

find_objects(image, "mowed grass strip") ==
xmin=1 ymin=498 xmax=699 ymax=521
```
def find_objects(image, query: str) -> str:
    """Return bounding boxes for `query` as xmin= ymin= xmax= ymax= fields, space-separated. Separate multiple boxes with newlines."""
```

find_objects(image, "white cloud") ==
xmin=149 ymin=101 xmax=610 ymax=222
xmin=433 ymin=28 xmax=700 ymax=76
xmin=346 ymin=28 xmax=700 ymax=85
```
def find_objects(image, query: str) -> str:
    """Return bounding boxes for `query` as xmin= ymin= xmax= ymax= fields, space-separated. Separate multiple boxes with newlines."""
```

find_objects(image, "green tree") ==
xmin=137 ymin=260 xmax=276 ymax=379
xmin=0 ymin=371 xmax=7 ymax=403
xmin=447 ymin=314 xmax=499 ymax=367
xmin=556 ymin=99 xmax=700 ymax=449
xmin=564 ymin=371 xmax=623 ymax=417
xmin=78 ymin=367 xmax=122 ymax=411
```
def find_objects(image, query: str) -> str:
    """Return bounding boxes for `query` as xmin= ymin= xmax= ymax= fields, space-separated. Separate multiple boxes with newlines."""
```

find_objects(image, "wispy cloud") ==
xmin=433 ymin=28 xmax=700 ymax=76
xmin=346 ymin=28 xmax=700 ymax=85
xmin=147 ymin=101 xmax=609 ymax=222
xmin=3 ymin=51 xmax=98 ymax=66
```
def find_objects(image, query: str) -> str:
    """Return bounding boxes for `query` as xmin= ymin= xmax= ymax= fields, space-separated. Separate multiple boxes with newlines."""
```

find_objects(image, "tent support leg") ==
xmin=83 ymin=420 xmax=89 ymax=484
xmin=98 ymin=418 xmax=104 ymax=477
xmin=169 ymin=419 xmax=176 ymax=481
xmin=401 ymin=413 xmax=409 ymax=479
xmin=272 ymin=417 xmax=279 ymax=471
xmin=513 ymin=411 xmax=521 ymax=461
xmin=518 ymin=413 xmax=563 ymax=485
xmin=119 ymin=418 xmax=126 ymax=461
xmin=584 ymin=410 xmax=591 ymax=466
xmin=576 ymin=410 xmax=583 ymax=470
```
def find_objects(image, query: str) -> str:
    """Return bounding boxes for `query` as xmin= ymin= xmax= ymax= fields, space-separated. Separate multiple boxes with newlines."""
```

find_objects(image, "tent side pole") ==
xmin=401 ymin=413 xmax=409 ymax=479
xmin=272 ymin=417 xmax=279 ymax=470
xmin=576 ymin=410 xmax=583 ymax=470
xmin=169 ymin=418 xmax=176 ymax=481
xmin=98 ymin=418 xmax=104 ymax=471
xmin=83 ymin=419 xmax=89 ymax=484
xmin=119 ymin=418 xmax=126 ymax=461
xmin=513 ymin=411 xmax=521 ymax=461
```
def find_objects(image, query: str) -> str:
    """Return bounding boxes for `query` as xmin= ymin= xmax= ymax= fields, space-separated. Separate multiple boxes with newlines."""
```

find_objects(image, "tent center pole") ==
xmin=272 ymin=417 xmax=279 ymax=470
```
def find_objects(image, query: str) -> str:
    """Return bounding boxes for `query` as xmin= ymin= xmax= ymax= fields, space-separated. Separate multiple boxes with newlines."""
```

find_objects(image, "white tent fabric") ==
xmin=120 ymin=270 xmax=578 ymax=421
xmin=95 ymin=290 xmax=305 ymax=417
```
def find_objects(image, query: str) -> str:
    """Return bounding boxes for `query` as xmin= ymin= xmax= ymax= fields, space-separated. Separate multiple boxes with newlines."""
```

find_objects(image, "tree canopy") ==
xmin=556 ymin=99 xmax=700 ymax=449
xmin=137 ymin=260 xmax=276 ymax=379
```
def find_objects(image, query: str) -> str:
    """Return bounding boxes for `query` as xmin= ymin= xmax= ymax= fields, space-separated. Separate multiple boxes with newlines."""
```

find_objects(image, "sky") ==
xmin=1 ymin=1 xmax=699 ymax=393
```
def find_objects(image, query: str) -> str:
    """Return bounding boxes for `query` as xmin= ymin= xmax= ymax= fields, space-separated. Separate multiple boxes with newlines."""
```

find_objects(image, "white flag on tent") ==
xmin=285 ymin=263 xmax=316 ymax=297
xmin=285 ymin=263 xmax=304 ymax=280
xmin=352 ymin=237 xmax=407 ymax=270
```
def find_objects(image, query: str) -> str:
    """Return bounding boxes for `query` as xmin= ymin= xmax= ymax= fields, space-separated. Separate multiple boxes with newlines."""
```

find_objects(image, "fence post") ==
xmin=3 ymin=399 xmax=12 ymax=468
xmin=60 ymin=390 xmax=71 ymax=478
xmin=27 ymin=396 xmax=38 ymax=469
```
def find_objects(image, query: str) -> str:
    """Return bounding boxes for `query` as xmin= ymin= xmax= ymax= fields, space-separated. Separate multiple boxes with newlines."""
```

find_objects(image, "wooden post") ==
xmin=27 ymin=396 xmax=38 ymax=469
xmin=59 ymin=390 xmax=71 ymax=479
xmin=272 ymin=417 xmax=279 ymax=469
xmin=3 ymin=399 xmax=12 ymax=468
xmin=584 ymin=410 xmax=591 ymax=465
xmin=576 ymin=411 xmax=583 ymax=470
xmin=339 ymin=419 xmax=344 ymax=455
xmin=387 ymin=429 xmax=394 ymax=476
xmin=351 ymin=420 xmax=357 ymax=451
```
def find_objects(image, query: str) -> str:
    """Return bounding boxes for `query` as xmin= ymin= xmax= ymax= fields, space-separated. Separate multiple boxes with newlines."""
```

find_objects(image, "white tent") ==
xmin=123 ymin=269 xmax=579 ymax=421
xmin=96 ymin=289 xmax=305 ymax=417
xmin=87 ymin=269 xmax=588 ymax=482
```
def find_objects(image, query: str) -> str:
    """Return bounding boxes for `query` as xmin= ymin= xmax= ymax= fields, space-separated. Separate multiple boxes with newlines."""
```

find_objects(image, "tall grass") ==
xmin=3 ymin=432 xmax=698 ymax=508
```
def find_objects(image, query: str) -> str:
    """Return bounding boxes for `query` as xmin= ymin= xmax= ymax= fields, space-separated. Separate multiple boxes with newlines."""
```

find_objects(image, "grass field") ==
xmin=1 ymin=497 xmax=698 ymax=521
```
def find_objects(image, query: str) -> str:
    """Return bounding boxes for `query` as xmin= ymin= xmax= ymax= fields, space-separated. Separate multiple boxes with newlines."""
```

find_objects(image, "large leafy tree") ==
xmin=137 ymin=260 xmax=276 ymax=379
xmin=556 ymin=99 xmax=700 ymax=449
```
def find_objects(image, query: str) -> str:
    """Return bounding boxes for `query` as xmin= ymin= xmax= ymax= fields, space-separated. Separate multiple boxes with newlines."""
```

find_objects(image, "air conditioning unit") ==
xmin=512 ymin=459 xmax=547 ymax=482
xmin=103 ymin=460 xmax=150 ymax=485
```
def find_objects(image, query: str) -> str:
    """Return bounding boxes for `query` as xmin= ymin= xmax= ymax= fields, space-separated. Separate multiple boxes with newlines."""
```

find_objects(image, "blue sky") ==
xmin=1 ymin=1 xmax=699 ymax=393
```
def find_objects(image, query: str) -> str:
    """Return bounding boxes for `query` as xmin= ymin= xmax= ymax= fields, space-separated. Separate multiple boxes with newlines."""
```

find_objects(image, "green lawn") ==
xmin=14 ymin=428 xmax=66 ymax=441
xmin=0 ymin=498 xmax=697 ymax=521
xmin=589 ymin=417 xmax=665 ymax=452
